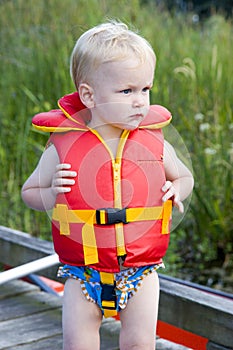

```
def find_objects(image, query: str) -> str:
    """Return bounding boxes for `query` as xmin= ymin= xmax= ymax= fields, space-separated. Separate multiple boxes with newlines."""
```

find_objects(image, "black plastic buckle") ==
xmin=96 ymin=208 xmax=128 ymax=225
xmin=101 ymin=282 xmax=117 ymax=310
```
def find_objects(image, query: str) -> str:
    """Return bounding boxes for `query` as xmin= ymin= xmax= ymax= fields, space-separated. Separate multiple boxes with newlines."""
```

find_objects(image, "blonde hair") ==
xmin=70 ymin=21 xmax=156 ymax=89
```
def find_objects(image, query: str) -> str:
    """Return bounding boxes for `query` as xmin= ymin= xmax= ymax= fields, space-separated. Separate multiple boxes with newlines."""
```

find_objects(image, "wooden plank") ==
xmin=0 ymin=226 xmax=59 ymax=280
xmin=207 ymin=342 xmax=233 ymax=350
xmin=156 ymin=338 xmax=192 ymax=350
xmin=0 ymin=279 xmax=62 ymax=349
xmin=5 ymin=335 xmax=63 ymax=350
xmin=0 ymin=225 xmax=54 ymax=259
xmin=0 ymin=309 xmax=62 ymax=349
xmin=159 ymin=279 xmax=233 ymax=348
xmin=0 ymin=279 xmax=39 ymax=300
xmin=0 ymin=290 xmax=62 ymax=322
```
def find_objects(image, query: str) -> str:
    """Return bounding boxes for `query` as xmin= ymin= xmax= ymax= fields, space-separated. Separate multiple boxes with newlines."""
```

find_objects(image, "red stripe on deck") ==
xmin=157 ymin=320 xmax=208 ymax=349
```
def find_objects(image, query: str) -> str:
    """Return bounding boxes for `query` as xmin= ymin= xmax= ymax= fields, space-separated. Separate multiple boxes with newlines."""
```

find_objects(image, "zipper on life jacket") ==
xmin=113 ymin=130 xmax=130 ymax=257
xmin=90 ymin=129 xmax=130 ymax=257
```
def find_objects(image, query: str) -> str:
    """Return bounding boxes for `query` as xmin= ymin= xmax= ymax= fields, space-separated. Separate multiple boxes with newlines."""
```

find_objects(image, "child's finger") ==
xmin=56 ymin=170 xmax=77 ymax=178
xmin=173 ymin=194 xmax=184 ymax=213
xmin=55 ymin=163 xmax=72 ymax=171
xmin=162 ymin=189 xmax=174 ymax=202
xmin=55 ymin=186 xmax=72 ymax=194
xmin=53 ymin=178 xmax=75 ymax=186
xmin=162 ymin=180 xmax=172 ymax=192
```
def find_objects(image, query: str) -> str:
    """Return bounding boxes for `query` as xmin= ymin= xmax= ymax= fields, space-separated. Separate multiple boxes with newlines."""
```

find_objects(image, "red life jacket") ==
xmin=32 ymin=92 xmax=173 ymax=272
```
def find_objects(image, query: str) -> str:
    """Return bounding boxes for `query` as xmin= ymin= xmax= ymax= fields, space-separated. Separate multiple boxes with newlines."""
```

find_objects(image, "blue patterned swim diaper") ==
xmin=58 ymin=263 xmax=164 ymax=314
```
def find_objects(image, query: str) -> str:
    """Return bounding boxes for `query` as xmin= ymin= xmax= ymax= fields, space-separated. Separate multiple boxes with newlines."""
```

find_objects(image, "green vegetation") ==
xmin=0 ymin=0 xmax=232 ymax=289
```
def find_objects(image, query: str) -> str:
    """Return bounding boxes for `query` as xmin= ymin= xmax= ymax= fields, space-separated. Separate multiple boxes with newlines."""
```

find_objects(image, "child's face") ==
xmin=88 ymin=57 xmax=155 ymax=135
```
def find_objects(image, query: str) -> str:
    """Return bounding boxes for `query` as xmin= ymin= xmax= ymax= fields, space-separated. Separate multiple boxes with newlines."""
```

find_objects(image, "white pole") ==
xmin=0 ymin=254 xmax=60 ymax=285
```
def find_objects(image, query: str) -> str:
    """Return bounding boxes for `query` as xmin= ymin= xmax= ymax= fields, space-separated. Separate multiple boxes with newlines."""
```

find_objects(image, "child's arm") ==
xmin=163 ymin=141 xmax=194 ymax=213
xmin=21 ymin=144 xmax=77 ymax=211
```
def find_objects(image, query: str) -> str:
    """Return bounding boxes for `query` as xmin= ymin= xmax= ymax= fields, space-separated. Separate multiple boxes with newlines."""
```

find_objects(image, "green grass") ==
xmin=0 ymin=0 xmax=232 ymax=285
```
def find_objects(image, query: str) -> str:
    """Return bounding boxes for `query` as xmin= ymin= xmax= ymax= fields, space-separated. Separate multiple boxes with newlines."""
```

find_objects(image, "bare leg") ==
xmin=119 ymin=271 xmax=160 ymax=350
xmin=62 ymin=278 xmax=102 ymax=350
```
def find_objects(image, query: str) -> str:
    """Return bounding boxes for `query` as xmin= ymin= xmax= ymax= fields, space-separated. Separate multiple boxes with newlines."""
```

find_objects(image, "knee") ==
xmin=120 ymin=333 xmax=155 ymax=350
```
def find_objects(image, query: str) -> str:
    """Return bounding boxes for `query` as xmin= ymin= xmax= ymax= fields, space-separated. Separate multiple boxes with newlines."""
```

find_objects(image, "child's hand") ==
xmin=162 ymin=181 xmax=184 ymax=213
xmin=51 ymin=163 xmax=77 ymax=195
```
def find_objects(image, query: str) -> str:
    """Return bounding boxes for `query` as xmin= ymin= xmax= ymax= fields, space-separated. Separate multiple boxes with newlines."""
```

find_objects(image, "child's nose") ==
xmin=132 ymin=94 xmax=145 ymax=108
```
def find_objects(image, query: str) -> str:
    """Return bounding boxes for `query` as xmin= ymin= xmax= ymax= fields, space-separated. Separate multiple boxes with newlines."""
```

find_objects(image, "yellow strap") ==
xmin=126 ymin=206 xmax=163 ymax=222
xmin=53 ymin=205 xmax=167 ymax=226
xmin=82 ymin=214 xmax=98 ymax=265
xmin=102 ymin=300 xmax=116 ymax=308
xmin=53 ymin=206 xmax=96 ymax=224
xmin=162 ymin=200 xmax=172 ymax=234
xmin=115 ymin=223 xmax=126 ymax=256
xmin=100 ymin=272 xmax=118 ymax=318
xmin=55 ymin=204 xmax=70 ymax=235
xmin=103 ymin=308 xmax=118 ymax=318
xmin=52 ymin=201 xmax=172 ymax=265
xmin=100 ymin=271 xmax=115 ymax=284
xmin=53 ymin=205 xmax=98 ymax=264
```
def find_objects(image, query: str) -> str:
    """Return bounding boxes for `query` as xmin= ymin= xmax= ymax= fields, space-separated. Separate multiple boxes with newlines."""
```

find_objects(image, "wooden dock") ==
xmin=0 ymin=279 xmax=63 ymax=350
xmin=0 ymin=279 xmax=123 ymax=350
xmin=0 ymin=226 xmax=233 ymax=350
xmin=0 ymin=278 xmax=191 ymax=350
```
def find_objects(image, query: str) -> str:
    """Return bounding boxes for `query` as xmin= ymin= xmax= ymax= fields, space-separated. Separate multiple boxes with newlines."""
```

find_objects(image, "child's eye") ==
xmin=120 ymin=89 xmax=132 ymax=94
xmin=142 ymin=87 xmax=150 ymax=92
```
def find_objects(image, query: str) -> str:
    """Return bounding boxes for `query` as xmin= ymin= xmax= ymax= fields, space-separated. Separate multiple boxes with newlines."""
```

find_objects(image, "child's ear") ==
xmin=78 ymin=83 xmax=94 ymax=108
